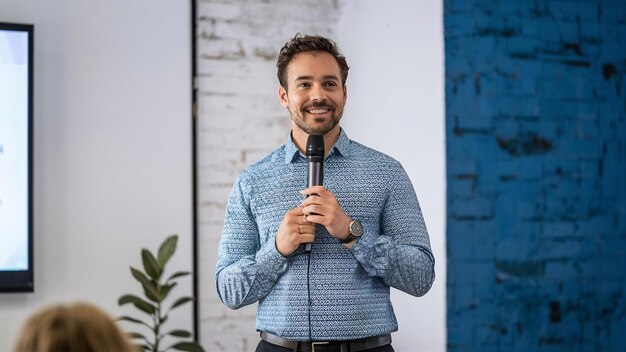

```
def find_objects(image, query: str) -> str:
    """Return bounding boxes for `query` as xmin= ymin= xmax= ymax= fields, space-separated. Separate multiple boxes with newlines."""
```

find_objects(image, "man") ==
xmin=216 ymin=34 xmax=435 ymax=352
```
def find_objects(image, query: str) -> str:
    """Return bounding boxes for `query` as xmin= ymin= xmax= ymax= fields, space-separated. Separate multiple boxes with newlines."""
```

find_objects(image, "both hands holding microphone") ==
xmin=275 ymin=185 xmax=354 ymax=256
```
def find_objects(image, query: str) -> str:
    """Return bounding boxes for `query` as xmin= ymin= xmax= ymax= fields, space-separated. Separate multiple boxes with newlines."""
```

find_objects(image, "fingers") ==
xmin=301 ymin=213 xmax=324 ymax=226
xmin=301 ymin=204 xmax=322 ymax=216
xmin=301 ymin=205 xmax=334 ymax=228
xmin=287 ymin=206 xmax=305 ymax=217
xmin=298 ymin=224 xmax=315 ymax=234
xmin=276 ymin=207 xmax=316 ymax=256
xmin=297 ymin=223 xmax=315 ymax=244
xmin=299 ymin=187 xmax=338 ymax=210
xmin=299 ymin=234 xmax=315 ymax=244
xmin=287 ymin=207 xmax=313 ymax=226
xmin=300 ymin=196 xmax=336 ymax=209
xmin=298 ymin=188 xmax=351 ymax=238
xmin=300 ymin=194 xmax=338 ymax=221
xmin=299 ymin=185 xmax=329 ymax=198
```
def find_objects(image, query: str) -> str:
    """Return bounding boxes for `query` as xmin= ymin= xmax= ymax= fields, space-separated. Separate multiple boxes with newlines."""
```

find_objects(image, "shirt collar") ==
xmin=284 ymin=132 xmax=301 ymax=164
xmin=284 ymin=128 xmax=351 ymax=164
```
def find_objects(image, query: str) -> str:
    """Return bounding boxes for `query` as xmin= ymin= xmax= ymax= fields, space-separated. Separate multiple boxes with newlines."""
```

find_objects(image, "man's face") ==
xmin=279 ymin=52 xmax=347 ymax=135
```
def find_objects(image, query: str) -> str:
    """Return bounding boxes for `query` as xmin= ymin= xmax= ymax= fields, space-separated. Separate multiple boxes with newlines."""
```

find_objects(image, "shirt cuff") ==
xmin=255 ymin=238 xmax=289 ymax=276
xmin=351 ymin=232 xmax=391 ymax=276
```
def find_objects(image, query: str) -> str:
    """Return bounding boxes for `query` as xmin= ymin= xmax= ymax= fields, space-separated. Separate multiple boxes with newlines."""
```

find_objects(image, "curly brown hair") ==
xmin=276 ymin=33 xmax=349 ymax=89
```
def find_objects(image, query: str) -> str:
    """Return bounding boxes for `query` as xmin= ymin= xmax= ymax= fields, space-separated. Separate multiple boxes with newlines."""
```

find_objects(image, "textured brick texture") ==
xmin=445 ymin=1 xmax=626 ymax=351
xmin=195 ymin=1 xmax=339 ymax=351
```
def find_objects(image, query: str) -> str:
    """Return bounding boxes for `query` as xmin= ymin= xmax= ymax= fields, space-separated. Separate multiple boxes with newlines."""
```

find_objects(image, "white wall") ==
xmin=337 ymin=1 xmax=446 ymax=351
xmin=0 ymin=1 xmax=193 ymax=350
xmin=195 ymin=1 xmax=342 ymax=351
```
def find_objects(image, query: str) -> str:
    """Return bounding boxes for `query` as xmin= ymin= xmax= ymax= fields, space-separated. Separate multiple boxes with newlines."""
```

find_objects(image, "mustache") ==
xmin=302 ymin=101 xmax=336 ymax=110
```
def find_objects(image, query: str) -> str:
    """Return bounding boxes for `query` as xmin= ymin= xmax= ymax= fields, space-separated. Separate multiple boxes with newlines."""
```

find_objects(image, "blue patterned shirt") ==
xmin=215 ymin=129 xmax=435 ymax=341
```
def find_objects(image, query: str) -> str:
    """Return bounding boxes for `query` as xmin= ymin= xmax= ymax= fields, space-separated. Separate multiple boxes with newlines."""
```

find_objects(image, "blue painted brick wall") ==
xmin=445 ymin=0 xmax=626 ymax=351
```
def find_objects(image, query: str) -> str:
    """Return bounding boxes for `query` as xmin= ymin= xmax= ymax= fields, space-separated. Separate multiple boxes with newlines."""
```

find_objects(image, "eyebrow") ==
xmin=294 ymin=75 xmax=340 ymax=82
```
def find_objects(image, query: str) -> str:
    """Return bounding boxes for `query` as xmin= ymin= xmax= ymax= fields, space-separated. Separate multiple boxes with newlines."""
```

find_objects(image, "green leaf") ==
xmin=131 ymin=267 xmax=159 ymax=299
xmin=169 ymin=342 xmax=204 ymax=352
xmin=128 ymin=332 xmax=149 ymax=341
xmin=169 ymin=296 xmax=193 ymax=311
xmin=142 ymin=249 xmax=162 ymax=280
xmin=142 ymin=281 xmax=160 ymax=303
xmin=166 ymin=329 xmax=192 ymax=338
xmin=157 ymin=235 xmax=177 ymax=269
xmin=160 ymin=282 xmax=177 ymax=301
xmin=166 ymin=271 xmax=191 ymax=282
xmin=116 ymin=315 xmax=152 ymax=329
xmin=137 ymin=344 xmax=152 ymax=352
xmin=118 ymin=294 xmax=139 ymax=306
xmin=118 ymin=294 xmax=156 ymax=315
xmin=130 ymin=267 xmax=150 ymax=285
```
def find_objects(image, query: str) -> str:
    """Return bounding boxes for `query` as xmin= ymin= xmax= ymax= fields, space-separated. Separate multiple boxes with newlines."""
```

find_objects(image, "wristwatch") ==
xmin=341 ymin=219 xmax=364 ymax=244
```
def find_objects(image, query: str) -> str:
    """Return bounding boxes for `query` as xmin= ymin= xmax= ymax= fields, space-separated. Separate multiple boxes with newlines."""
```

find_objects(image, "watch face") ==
xmin=350 ymin=220 xmax=364 ymax=236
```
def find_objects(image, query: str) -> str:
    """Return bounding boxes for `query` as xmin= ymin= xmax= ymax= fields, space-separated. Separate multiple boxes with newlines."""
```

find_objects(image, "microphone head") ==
xmin=306 ymin=134 xmax=325 ymax=161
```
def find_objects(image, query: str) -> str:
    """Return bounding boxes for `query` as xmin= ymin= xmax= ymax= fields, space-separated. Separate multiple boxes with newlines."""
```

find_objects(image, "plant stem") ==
xmin=154 ymin=301 xmax=161 ymax=352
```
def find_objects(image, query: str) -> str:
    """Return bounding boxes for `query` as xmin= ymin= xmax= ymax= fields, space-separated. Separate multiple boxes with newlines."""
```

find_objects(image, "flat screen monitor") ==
xmin=0 ymin=22 xmax=34 ymax=292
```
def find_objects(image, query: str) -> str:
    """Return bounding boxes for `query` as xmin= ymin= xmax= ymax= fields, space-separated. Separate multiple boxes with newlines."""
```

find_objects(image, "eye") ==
xmin=324 ymin=81 xmax=338 ymax=87
xmin=298 ymin=82 xmax=311 ymax=88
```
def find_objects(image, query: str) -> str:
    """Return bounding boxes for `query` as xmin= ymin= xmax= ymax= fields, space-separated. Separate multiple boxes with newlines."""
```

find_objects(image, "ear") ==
xmin=278 ymin=85 xmax=289 ymax=108
xmin=343 ymin=85 xmax=348 ymax=102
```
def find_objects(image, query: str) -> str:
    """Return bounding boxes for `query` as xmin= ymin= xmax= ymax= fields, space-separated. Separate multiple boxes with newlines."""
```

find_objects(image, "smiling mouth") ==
xmin=306 ymin=107 xmax=332 ymax=114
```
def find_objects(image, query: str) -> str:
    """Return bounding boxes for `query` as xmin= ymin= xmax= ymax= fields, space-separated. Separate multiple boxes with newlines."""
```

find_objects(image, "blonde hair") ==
xmin=14 ymin=302 xmax=136 ymax=352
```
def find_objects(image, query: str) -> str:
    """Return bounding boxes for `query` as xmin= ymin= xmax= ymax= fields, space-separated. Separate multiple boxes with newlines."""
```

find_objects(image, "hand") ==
xmin=275 ymin=207 xmax=316 ymax=256
xmin=300 ymin=186 xmax=351 ymax=240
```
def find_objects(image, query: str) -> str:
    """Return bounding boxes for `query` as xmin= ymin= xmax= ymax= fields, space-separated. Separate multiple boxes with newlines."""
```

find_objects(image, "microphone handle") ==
xmin=305 ymin=161 xmax=323 ymax=252
xmin=307 ymin=161 xmax=324 ymax=187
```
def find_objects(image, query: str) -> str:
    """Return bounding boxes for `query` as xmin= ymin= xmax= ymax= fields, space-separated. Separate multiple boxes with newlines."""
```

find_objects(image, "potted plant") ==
xmin=118 ymin=234 xmax=203 ymax=352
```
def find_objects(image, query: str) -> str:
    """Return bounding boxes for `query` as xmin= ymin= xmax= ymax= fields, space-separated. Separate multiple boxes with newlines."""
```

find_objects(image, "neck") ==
xmin=291 ymin=125 xmax=341 ymax=157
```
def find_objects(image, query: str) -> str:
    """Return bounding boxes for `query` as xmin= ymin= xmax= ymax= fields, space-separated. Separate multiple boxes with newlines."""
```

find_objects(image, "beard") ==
xmin=290 ymin=101 xmax=343 ymax=135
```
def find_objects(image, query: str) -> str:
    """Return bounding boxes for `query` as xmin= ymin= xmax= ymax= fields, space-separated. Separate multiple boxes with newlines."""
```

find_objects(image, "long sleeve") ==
xmin=215 ymin=174 xmax=288 ymax=309
xmin=214 ymin=131 xmax=435 ymax=340
xmin=351 ymin=163 xmax=435 ymax=297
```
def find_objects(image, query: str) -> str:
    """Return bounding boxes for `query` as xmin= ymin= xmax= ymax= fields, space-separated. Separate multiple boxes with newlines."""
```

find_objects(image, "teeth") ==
xmin=308 ymin=108 xmax=330 ymax=114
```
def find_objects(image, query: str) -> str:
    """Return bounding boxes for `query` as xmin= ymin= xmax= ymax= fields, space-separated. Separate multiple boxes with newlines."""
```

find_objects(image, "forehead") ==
xmin=285 ymin=51 xmax=341 ymax=81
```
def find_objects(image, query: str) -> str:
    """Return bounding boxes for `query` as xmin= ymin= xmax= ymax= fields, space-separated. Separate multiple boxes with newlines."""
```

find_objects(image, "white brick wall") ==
xmin=196 ymin=1 xmax=340 ymax=351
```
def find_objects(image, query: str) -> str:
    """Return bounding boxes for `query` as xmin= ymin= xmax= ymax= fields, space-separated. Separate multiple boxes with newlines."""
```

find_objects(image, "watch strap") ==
xmin=340 ymin=234 xmax=358 ymax=244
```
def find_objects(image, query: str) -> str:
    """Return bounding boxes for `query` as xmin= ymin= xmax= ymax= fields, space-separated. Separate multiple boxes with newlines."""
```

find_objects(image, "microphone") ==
xmin=305 ymin=134 xmax=324 ymax=252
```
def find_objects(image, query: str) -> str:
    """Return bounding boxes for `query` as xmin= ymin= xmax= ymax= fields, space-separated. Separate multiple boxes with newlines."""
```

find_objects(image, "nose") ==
xmin=309 ymin=84 xmax=327 ymax=102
